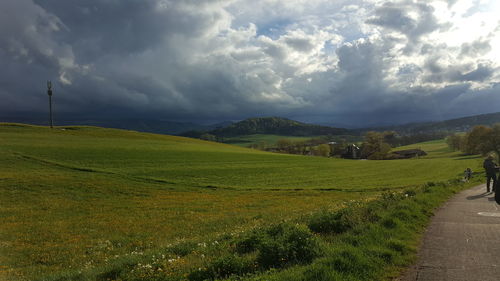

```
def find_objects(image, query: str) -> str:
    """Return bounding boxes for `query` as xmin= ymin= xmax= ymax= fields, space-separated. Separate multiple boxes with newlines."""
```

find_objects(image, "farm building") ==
xmin=342 ymin=144 xmax=361 ymax=159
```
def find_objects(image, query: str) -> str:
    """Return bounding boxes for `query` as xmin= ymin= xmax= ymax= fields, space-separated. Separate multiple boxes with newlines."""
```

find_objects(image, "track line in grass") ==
xmin=10 ymin=151 xmax=180 ymax=187
xmin=12 ymin=152 xmax=110 ymax=174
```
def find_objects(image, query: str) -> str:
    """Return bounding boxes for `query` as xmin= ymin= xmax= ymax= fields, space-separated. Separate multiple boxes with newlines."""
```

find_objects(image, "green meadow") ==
xmin=0 ymin=124 xmax=483 ymax=280
xmin=223 ymin=134 xmax=362 ymax=147
xmin=222 ymin=134 xmax=313 ymax=147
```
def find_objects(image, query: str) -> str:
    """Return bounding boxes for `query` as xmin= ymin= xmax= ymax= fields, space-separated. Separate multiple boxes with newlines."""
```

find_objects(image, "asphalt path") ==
xmin=400 ymin=184 xmax=500 ymax=281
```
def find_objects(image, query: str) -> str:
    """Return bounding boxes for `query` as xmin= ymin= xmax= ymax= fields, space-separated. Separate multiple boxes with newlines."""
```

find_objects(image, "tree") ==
xmin=200 ymin=133 xmax=217 ymax=141
xmin=446 ymin=134 xmax=464 ymax=151
xmin=483 ymin=124 xmax=500 ymax=162
xmin=361 ymin=131 xmax=391 ymax=159
xmin=463 ymin=125 xmax=492 ymax=155
xmin=453 ymin=124 xmax=500 ymax=162
xmin=294 ymin=140 xmax=308 ymax=155
xmin=276 ymin=139 xmax=293 ymax=153
xmin=367 ymin=143 xmax=392 ymax=160
xmin=382 ymin=131 xmax=398 ymax=147
xmin=312 ymin=144 xmax=331 ymax=157
xmin=249 ymin=141 xmax=267 ymax=150
xmin=331 ymin=141 xmax=347 ymax=157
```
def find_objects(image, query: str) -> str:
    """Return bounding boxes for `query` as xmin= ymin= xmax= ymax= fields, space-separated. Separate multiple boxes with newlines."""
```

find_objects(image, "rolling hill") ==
xmin=184 ymin=117 xmax=351 ymax=138
xmin=359 ymin=111 xmax=500 ymax=135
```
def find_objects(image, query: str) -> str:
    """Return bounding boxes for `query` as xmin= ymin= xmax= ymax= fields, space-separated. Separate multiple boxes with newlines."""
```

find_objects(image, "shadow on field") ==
xmin=454 ymin=155 xmax=483 ymax=160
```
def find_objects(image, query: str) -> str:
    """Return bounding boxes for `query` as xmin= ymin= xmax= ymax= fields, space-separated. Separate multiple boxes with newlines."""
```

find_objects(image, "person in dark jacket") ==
xmin=483 ymin=156 xmax=498 ymax=192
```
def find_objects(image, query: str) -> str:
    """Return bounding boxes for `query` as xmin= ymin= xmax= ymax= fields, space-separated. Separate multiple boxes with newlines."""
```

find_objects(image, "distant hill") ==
xmin=0 ymin=117 xmax=217 ymax=135
xmin=204 ymin=117 xmax=350 ymax=137
xmin=66 ymin=119 xmax=214 ymax=135
xmin=360 ymin=111 xmax=500 ymax=135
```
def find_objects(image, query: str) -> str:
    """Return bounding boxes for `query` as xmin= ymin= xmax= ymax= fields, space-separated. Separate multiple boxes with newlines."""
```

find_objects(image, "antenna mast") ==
xmin=47 ymin=81 xmax=53 ymax=128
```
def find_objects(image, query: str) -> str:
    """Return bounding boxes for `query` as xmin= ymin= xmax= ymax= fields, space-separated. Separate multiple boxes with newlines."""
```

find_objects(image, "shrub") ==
xmin=190 ymin=223 xmax=321 ymax=280
xmin=307 ymin=208 xmax=359 ymax=234
xmin=234 ymin=223 xmax=321 ymax=269
xmin=189 ymin=255 xmax=254 ymax=281
xmin=235 ymin=232 xmax=262 ymax=254
xmin=256 ymin=223 xmax=321 ymax=268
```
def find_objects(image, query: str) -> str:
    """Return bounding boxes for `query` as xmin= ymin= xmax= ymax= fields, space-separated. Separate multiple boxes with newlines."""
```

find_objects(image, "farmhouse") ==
xmin=392 ymin=149 xmax=427 ymax=159
xmin=342 ymin=144 xmax=361 ymax=159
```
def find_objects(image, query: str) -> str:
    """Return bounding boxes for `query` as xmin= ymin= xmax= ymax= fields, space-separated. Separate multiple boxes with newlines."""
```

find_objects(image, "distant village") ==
xmin=257 ymin=132 xmax=428 ymax=160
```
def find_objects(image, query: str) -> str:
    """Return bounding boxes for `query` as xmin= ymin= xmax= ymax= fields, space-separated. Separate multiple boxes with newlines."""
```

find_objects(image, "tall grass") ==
xmin=39 ymin=178 xmax=480 ymax=281
xmin=246 ymin=179 xmax=481 ymax=281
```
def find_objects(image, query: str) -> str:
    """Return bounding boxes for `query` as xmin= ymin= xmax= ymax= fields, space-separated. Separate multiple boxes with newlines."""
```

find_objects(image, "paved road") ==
xmin=400 ymin=184 xmax=500 ymax=281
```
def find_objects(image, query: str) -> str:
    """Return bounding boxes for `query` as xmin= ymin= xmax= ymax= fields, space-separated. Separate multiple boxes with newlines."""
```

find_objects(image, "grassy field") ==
xmin=0 ymin=124 xmax=483 ymax=280
xmin=222 ymin=134 xmax=313 ymax=147
xmin=223 ymin=134 xmax=362 ymax=147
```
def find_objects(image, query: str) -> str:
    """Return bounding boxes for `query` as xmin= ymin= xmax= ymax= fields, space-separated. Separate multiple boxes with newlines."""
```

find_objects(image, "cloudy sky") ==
xmin=1 ymin=0 xmax=500 ymax=127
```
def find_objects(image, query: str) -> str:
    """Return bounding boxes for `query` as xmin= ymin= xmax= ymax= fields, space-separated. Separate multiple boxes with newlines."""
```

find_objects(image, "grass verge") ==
xmin=39 ymin=177 xmax=482 ymax=281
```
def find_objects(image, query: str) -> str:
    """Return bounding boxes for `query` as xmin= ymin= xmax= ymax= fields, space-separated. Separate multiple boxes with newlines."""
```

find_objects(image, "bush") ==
xmin=311 ymin=144 xmax=331 ymax=157
xmin=235 ymin=233 xmax=262 ymax=254
xmin=307 ymin=208 xmax=359 ymax=234
xmin=367 ymin=152 xmax=387 ymax=160
xmin=233 ymin=223 xmax=321 ymax=269
xmin=189 ymin=255 xmax=254 ymax=281
xmin=257 ymin=223 xmax=321 ymax=268
xmin=190 ymin=223 xmax=321 ymax=280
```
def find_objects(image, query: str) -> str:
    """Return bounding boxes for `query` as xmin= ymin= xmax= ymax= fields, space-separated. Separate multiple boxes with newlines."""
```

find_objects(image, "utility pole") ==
xmin=47 ymin=81 xmax=53 ymax=128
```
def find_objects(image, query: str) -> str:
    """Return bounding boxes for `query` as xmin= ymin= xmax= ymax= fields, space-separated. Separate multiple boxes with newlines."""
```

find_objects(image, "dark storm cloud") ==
xmin=423 ymin=57 xmax=495 ymax=83
xmin=31 ymin=0 xmax=227 ymax=59
xmin=0 ymin=0 xmax=63 ymax=113
xmin=1 ymin=0 xmax=500 ymax=127
xmin=0 ymin=0 xmax=237 ymax=119
xmin=34 ymin=1 xmax=163 ymax=57
xmin=456 ymin=64 xmax=495 ymax=82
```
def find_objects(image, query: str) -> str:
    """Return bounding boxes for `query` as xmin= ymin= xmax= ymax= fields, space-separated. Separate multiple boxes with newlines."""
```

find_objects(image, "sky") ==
xmin=1 ymin=0 xmax=500 ymax=127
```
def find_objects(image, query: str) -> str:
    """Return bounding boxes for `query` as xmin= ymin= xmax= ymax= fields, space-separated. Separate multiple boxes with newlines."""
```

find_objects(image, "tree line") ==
xmin=446 ymin=124 xmax=500 ymax=160
xmin=259 ymin=131 xmax=446 ymax=159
